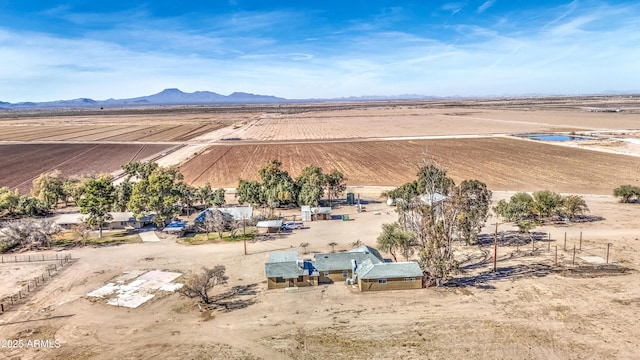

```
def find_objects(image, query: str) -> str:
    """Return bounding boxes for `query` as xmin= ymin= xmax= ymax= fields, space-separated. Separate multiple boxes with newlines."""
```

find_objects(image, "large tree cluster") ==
xmin=235 ymin=160 xmax=346 ymax=212
xmin=379 ymin=159 xmax=492 ymax=286
xmin=493 ymin=190 xmax=589 ymax=231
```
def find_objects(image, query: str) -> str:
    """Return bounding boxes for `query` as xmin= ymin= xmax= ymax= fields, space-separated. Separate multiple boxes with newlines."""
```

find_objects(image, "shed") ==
xmin=256 ymin=220 xmax=283 ymax=233
xmin=311 ymin=207 xmax=332 ymax=221
xmin=301 ymin=206 xmax=312 ymax=222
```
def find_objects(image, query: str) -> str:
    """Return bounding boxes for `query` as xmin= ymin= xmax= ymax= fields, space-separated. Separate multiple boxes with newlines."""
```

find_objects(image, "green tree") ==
xmin=122 ymin=161 xmax=159 ymax=181
xmin=493 ymin=192 xmax=535 ymax=223
xmin=197 ymin=183 xmax=214 ymax=206
xmin=296 ymin=165 xmax=326 ymax=206
xmin=416 ymin=162 xmax=455 ymax=196
xmin=532 ymin=190 xmax=563 ymax=221
xmin=236 ymin=180 xmax=264 ymax=206
xmin=128 ymin=166 xmax=183 ymax=227
xmin=377 ymin=222 xmax=415 ymax=262
xmin=454 ymin=180 xmax=492 ymax=245
xmin=16 ymin=196 xmax=50 ymax=217
xmin=561 ymin=195 xmax=589 ymax=220
xmin=0 ymin=187 xmax=20 ymax=216
xmin=31 ymin=170 xmax=65 ymax=208
xmin=384 ymin=180 xmax=419 ymax=204
xmin=326 ymin=170 xmax=346 ymax=206
xmin=175 ymin=182 xmax=197 ymax=216
xmin=259 ymin=159 xmax=296 ymax=210
xmin=613 ymin=185 xmax=640 ymax=203
xmin=390 ymin=159 xmax=459 ymax=286
xmin=62 ymin=177 xmax=82 ymax=207
xmin=78 ymin=176 xmax=116 ymax=239
xmin=113 ymin=179 xmax=133 ymax=212
xmin=212 ymin=188 xmax=226 ymax=207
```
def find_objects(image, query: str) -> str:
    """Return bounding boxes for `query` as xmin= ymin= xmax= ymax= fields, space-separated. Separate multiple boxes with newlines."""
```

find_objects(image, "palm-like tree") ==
xmin=328 ymin=241 xmax=338 ymax=253
xmin=562 ymin=195 xmax=589 ymax=220
xmin=377 ymin=222 xmax=414 ymax=262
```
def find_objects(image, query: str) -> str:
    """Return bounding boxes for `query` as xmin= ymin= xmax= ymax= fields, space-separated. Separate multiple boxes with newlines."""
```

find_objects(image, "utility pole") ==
xmin=243 ymin=219 xmax=247 ymax=255
xmin=492 ymin=222 xmax=501 ymax=272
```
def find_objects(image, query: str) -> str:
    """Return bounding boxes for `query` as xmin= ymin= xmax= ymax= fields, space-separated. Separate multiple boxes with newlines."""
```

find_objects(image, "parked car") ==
xmin=281 ymin=221 xmax=304 ymax=230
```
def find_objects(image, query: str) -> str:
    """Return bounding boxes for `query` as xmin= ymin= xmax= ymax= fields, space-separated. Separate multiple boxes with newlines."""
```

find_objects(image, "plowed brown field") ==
xmin=0 ymin=144 xmax=170 ymax=193
xmin=0 ymin=124 xmax=226 ymax=142
xmin=180 ymin=137 xmax=640 ymax=194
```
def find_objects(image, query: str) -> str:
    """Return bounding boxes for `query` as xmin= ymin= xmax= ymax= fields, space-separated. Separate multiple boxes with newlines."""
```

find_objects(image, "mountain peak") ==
xmin=157 ymin=88 xmax=185 ymax=95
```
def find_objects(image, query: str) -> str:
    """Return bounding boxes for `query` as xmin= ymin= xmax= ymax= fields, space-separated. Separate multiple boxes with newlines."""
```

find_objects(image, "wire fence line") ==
xmin=1 ymin=253 xmax=70 ymax=264
xmin=0 ymin=253 xmax=73 ymax=314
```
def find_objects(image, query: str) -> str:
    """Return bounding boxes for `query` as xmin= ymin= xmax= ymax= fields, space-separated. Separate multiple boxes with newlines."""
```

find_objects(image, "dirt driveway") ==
xmin=1 ymin=192 xmax=639 ymax=359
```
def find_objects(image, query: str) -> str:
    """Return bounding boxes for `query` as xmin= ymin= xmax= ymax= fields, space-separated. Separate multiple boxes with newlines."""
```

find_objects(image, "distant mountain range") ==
xmin=0 ymin=88 xmax=441 ymax=110
xmin=0 ymin=88 xmax=293 ymax=109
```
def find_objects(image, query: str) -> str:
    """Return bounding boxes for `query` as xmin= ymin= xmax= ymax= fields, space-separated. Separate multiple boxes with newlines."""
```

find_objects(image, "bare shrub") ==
xmin=178 ymin=265 xmax=228 ymax=304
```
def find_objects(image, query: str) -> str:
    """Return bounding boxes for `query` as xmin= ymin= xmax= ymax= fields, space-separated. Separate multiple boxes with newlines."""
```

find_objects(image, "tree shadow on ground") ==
xmin=565 ymin=215 xmax=605 ymax=223
xmin=251 ymin=233 xmax=291 ymax=242
xmin=208 ymin=283 xmax=259 ymax=312
xmin=446 ymin=263 xmax=555 ymax=289
xmin=477 ymin=231 xmax=547 ymax=247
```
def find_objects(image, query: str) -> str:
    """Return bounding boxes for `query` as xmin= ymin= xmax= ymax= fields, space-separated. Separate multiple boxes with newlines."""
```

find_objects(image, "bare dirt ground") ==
xmin=179 ymin=137 xmax=640 ymax=194
xmin=1 ymin=193 xmax=639 ymax=359
xmin=0 ymin=144 xmax=171 ymax=193
xmin=2 ymin=97 xmax=640 ymax=359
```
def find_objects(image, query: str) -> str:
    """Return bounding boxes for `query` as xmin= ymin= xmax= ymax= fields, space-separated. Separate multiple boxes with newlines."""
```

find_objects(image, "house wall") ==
xmin=318 ymin=270 xmax=352 ymax=284
xmin=311 ymin=214 xmax=331 ymax=221
xmin=267 ymin=276 xmax=318 ymax=289
xmin=357 ymin=277 xmax=422 ymax=291
xmin=108 ymin=221 xmax=129 ymax=230
xmin=258 ymin=227 xmax=280 ymax=234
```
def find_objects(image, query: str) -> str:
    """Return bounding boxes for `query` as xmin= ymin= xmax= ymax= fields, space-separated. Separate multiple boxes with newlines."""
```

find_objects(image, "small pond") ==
xmin=520 ymin=134 xmax=593 ymax=142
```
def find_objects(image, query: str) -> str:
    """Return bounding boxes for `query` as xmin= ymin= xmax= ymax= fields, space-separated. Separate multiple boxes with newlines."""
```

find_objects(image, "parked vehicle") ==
xmin=281 ymin=221 xmax=304 ymax=230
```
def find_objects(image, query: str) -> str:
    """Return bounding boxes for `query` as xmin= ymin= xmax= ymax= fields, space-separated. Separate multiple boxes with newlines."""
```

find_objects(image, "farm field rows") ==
xmin=3 ymin=98 xmax=640 ymax=359
xmin=234 ymin=107 xmax=640 ymax=141
xmin=180 ymin=137 xmax=640 ymax=194
xmin=0 ymin=124 xmax=227 ymax=142
xmin=0 ymin=143 xmax=170 ymax=193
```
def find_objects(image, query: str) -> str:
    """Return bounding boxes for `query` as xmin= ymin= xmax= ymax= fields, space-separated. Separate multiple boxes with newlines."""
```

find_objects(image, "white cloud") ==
xmin=1 ymin=2 xmax=640 ymax=101
xmin=477 ymin=0 xmax=496 ymax=14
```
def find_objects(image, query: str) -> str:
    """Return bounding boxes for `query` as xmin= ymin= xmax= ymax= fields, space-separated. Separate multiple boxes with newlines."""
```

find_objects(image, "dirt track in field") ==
xmin=0 ymin=144 xmax=170 ymax=193
xmin=179 ymin=137 xmax=640 ymax=194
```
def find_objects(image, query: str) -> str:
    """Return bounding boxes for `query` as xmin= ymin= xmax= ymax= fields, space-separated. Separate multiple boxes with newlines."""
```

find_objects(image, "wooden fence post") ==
xmin=572 ymin=244 xmax=576 ymax=265
xmin=555 ymin=245 xmax=558 ymax=265
xmin=579 ymin=232 xmax=582 ymax=252
xmin=564 ymin=232 xmax=567 ymax=251
xmin=548 ymin=233 xmax=551 ymax=251
xmin=606 ymin=243 xmax=611 ymax=264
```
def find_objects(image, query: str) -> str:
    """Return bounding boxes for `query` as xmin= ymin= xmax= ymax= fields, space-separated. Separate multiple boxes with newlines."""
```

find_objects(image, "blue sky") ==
xmin=1 ymin=0 xmax=639 ymax=102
